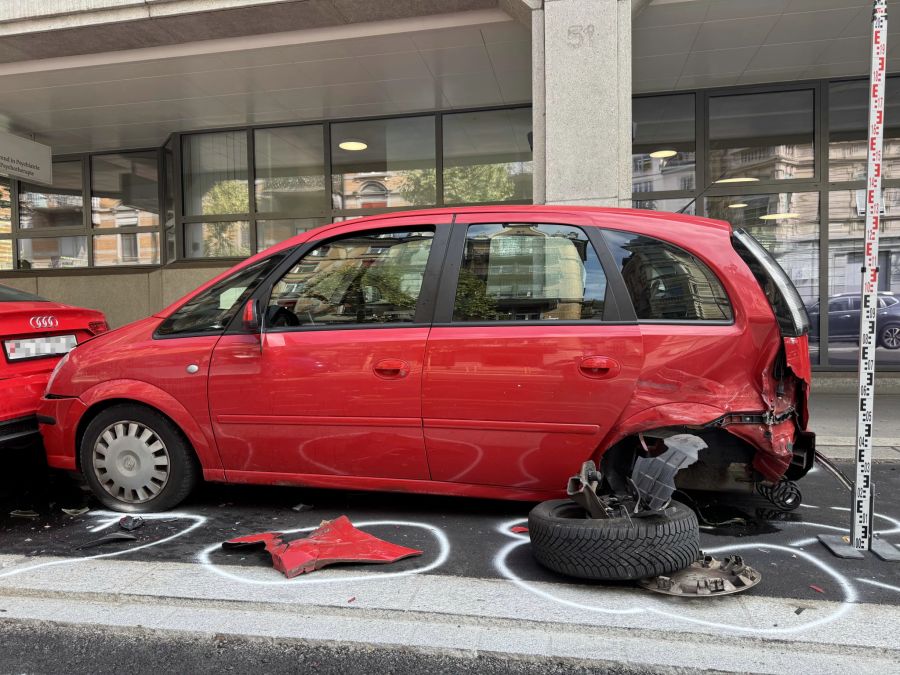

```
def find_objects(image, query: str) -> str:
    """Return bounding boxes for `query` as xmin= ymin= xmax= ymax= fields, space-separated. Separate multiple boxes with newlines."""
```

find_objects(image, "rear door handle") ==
xmin=579 ymin=356 xmax=620 ymax=379
xmin=373 ymin=358 xmax=410 ymax=379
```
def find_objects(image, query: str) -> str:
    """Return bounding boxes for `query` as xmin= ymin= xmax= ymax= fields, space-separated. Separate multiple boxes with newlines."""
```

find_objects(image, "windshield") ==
xmin=732 ymin=229 xmax=810 ymax=337
xmin=0 ymin=284 xmax=47 ymax=302
xmin=156 ymin=253 xmax=287 ymax=337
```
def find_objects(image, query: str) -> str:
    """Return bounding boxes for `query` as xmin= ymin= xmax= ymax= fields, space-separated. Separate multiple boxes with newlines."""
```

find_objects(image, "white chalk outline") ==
xmin=197 ymin=519 xmax=450 ymax=586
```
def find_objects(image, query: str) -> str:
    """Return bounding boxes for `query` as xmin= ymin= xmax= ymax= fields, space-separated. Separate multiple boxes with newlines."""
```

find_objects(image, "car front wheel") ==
xmin=880 ymin=324 xmax=900 ymax=350
xmin=80 ymin=404 xmax=199 ymax=512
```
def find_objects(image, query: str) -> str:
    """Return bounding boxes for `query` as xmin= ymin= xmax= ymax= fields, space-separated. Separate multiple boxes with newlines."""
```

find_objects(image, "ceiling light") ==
xmin=338 ymin=140 xmax=367 ymax=151
xmin=759 ymin=213 xmax=799 ymax=220
xmin=727 ymin=203 xmax=748 ymax=209
xmin=649 ymin=149 xmax=678 ymax=159
xmin=714 ymin=177 xmax=760 ymax=184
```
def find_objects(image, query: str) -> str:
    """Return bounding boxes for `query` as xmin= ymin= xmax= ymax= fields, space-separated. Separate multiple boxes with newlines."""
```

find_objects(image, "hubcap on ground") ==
xmin=883 ymin=327 xmax=900 ymax=349
xmin=92 ymin=421 xmax=170 ymax=504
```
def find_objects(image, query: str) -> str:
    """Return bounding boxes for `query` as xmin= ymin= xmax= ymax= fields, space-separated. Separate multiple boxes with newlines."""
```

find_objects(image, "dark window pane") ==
xmin=157 ymin=253 xmax=286 ymax=336
xmin=182 ymin=132 xmax=249 ymax=216
xmin=709 ymin=90 xmax=814 ymax=182
xmin=18 ymin=160 xmax=84 ymax=229
xmin=442 ymin=108 xmax=532 ymax=204
xmin=255 ymin=126 xmax=326 ymax=214
xmin=632 ymin=94 xmax=696 ymax=193
xmin=165 ymin=227 xmax=176 ymax=263
xmin=331 ymin=117 xmax=435 ymax=209
xmin=829 ymin=78 xmax=900 ymax=182
xmin=258 ymin=218 xmax=327 ymax=250
xmin=17 ymin=236 xmax=88 ymax=269
xmin=91 ymin=152 xmax=160 ymax=229
xmin=604 ymin=230 xmax=732 ymax=321
xmin=93 ymin=232 xmax=159 ymax=266
xmin=267 ymin=229 xmax=434 ymax=326
xmin=185 ymin=221 xmax=250 ymax=258
xmin=163 ymin=138 xmax=175 ymax=227
xmin=453 ymin=224 xmax=606 ymax=322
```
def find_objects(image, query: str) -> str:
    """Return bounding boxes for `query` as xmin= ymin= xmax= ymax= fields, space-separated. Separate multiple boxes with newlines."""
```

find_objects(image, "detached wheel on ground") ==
xmin=80 ymin=404 xmax=199 ymax=513
xmin=527 ymin=499 xmax=700 ymax=581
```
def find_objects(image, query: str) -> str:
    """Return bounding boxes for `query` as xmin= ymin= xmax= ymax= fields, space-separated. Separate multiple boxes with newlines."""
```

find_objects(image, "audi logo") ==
xmin=29 ymin=315 xmax=58 ymax=329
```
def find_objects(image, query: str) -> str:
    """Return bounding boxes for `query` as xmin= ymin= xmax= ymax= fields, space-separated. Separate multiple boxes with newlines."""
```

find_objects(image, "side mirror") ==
xmin=242 ymin=299 xmax=261 ymax=334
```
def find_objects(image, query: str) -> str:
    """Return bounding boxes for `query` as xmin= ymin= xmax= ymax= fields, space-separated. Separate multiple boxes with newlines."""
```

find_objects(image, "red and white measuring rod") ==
xmin=852 ymin=0 xmax=888 ymax=552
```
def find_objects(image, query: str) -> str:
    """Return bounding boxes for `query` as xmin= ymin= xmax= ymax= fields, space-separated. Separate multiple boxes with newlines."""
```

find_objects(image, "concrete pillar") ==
xmin=531 ymin=0 xmax=632 ymax=207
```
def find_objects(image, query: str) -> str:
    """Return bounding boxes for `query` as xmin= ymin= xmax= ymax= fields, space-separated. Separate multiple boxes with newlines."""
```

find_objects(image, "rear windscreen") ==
xmin=0 ymin=285 xmax=47 ymax=302
xmin=732 ymin=229 xmax=810 ymax=337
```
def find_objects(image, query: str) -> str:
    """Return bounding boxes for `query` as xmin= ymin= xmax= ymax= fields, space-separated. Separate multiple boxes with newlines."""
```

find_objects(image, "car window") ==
xmin=452 ymin=223 xmax=607 ymax=322
xmin=828 ymin=298 xmax=851 ymax=312
xmin=881 ymin=295 xmax=899 ymax=308
xmin=0 ymin=284 xmax=47 ymax=302
xmin=267 ymin=228 xmax=434 ymax=327
xmin=156 ymin=253 xmax=287 ymax=336
xmin=604 ymin=230 xmax=732 ymax=322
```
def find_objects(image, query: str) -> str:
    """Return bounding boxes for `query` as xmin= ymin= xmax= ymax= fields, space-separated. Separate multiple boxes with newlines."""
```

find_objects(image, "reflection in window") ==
xmin=182 ymin=132 xmax=249 ymax=216
xmin=164 ymin=139 xmax=175 ymax=227
xmin=91 ymin=153 xmax=159 ymax=229
xmin=93 ymin=232 xmax=160 ymax=266
xmin=452 ymin=224 xmax=606 ymax=322
xmin=185 ymin=221 xmax=250 ymax=259
xmin=632 ymin=94 xmax=696 ymax=193
xmin=709 ymin=90 xmax=814 ymax=183
xmin=442 ymin=108 xmax=532 ymax=204
xmin=826 ymin=189 xmax=900 ymax=365
xmin=829 ymin=79 xmax=900 ymax=182
xmin=633 ymin=198 xmax=695 ymax=215
xmin=0 ymin=178 xmax=10 ymax=270
xmin=268 ymin=229 xmax=434 ymax=326
xmin=331 ymin=117 xmax=436 ymax=209
xmin=17 ymin=236 xmax=88 ymax=269
xmin=19 ymin=160 xmax=84 ymax=229
xmin=255 ymin=126 xmax=326 ymax=214
xmin=258 ymin=218 xmax=327 ymax=250
xmin=605 ymin=231 xmax=731 ymax=321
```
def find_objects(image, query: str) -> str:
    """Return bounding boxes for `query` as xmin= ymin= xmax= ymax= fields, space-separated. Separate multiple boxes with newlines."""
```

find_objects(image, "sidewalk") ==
xmin=809 ymin=392 xmax=900 ymax=460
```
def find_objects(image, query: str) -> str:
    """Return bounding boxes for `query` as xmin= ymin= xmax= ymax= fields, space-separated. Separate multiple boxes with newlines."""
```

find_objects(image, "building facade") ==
xmin=0 ymin=0 xmax=896 ymax=373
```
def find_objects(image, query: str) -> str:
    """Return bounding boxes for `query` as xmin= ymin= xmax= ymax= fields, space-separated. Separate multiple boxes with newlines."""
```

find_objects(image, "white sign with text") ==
xmin=0 ymin=130 xmax=51 ymax=185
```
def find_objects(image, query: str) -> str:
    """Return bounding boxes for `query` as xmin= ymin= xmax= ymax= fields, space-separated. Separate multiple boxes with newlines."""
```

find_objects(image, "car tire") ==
xmin=80 ymin=404 xmax=199 ymax=513
xmin=527 ymin=499 xmax=700 ymax=581
xmin=879 ymin=324 xmax=900 ymax=350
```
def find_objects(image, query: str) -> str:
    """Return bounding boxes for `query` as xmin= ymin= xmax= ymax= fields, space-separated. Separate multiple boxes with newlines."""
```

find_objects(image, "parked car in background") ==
xmin=806 ymin=291 xmax=900 ymax=349
xmin=1 ymin=284 xmax=107 ymax=452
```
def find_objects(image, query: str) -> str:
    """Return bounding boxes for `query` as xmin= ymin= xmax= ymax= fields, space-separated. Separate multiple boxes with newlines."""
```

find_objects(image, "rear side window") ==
xmin=604 ymin=230 xmax=732 ymax=322
xmin=156 ymin=253 xmax=286 ymax=336
xmin=452 ymin=224 xmax=607 ymax=322
xmin=0 ymin=285 xmax=46 ymax=302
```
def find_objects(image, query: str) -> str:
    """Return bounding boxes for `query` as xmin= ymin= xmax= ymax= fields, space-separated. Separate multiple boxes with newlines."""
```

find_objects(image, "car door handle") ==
xmin=373 ymin=358 xmax=410 ymax=379
xmin=579 ymin=356 xmax=620 ymax=379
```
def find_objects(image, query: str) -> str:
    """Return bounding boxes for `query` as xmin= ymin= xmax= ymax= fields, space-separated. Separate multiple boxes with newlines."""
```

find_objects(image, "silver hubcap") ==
xmin=92 ymin=421 xmax=170 ymax=504
xmin=884 ymin=327 xmax=900 ymax=349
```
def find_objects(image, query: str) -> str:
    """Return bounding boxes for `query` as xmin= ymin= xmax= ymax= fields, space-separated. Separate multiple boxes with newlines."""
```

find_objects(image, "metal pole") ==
xmin=852 ymin=0 xmax=888 ymax=551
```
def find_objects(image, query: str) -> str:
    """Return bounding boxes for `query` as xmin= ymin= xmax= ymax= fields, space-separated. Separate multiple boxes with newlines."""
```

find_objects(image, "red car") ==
xmin=1 ymin=284 xmax=107 ymax=452
xmin=38 ymin=206 xmax=814 ymax=520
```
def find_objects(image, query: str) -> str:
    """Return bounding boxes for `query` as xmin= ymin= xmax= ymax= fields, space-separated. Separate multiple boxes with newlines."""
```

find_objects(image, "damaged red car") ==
xmin=38 ymin=206 xmax=813 ymax=579
xmin=1 ymin=283 xmax=107 ymax=452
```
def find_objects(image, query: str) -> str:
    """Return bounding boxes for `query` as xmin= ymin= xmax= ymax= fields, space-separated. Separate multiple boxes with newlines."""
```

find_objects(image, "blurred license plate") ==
xmin=4 ymin=334 xmax=77 ymax=361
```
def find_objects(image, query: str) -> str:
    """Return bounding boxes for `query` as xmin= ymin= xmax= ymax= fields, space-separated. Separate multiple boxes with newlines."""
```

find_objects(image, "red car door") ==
xmin=422 ymin=212 xmax=644 ymax=493
xmin=207 ymin=218 xmax=450 ymax=482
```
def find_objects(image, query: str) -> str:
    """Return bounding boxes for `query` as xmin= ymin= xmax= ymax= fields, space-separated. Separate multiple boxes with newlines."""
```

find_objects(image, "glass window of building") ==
xmin=258 ymin=218 xmax=327 ymax=250
xmin=331 ymin=116 xmax=436 ymax=210
xmin=255 ymin=126 xmax=326 ymax=215
xmin=827 ymin=188 xmax=900 ymax=365
xmin=632 ymin=94 xmax=696 ymax=194
xmin=93 ymin=232 xmax=160 ymax=267
xmin=633 ymin=198 xmax=695 ymax=215
xmin=0 ymin=178 xmax=11 ymax=270
xmin=182 ymin=131 xmax=249 ymax=216
xmin=442 ymin=108 xmax=532 ymax=204
xmin=91 ymin=153 xmax=159 ymax=229
xmin=17 ymin=236 xmax=88 ymax=269
xmin=185 ymin=221 xmax=250 ymax=259
xmin=706 ymin=192 xmax=820 ymax=362
xmin=709 ymin=90 xmax=814 ymax=183
xmin=829 ymin=78 xmax=900 ymax=182
xmin=18 ymin=160 xmax=84 ymax=229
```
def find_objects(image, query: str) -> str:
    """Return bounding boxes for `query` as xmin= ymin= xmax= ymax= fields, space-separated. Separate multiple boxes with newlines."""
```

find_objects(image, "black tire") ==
xmin=80 ymin=404 xmax=199 ymax=513
xmin=527 ymin=499 xmax=700 ymax=581
xmin=879 ymin=323 xmax=900 ymax=350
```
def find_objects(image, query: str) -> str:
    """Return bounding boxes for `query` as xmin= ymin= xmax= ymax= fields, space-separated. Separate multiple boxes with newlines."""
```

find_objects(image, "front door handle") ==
xmin=374 ymin=358 xmax=410 ymax=379
xmin=579 ymin=355 xmax=620 ymax=379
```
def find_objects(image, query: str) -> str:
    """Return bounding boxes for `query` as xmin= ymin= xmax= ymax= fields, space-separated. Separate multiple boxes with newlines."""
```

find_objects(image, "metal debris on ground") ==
xmin=76 ymin=532 xmax=137 ymax=550
xmin=638 ymin=554 xmax=761 ymax=597
xmin=9 ymin=510 xmax=39 ymax=519
xmin=222 ymin=515 xmax=423 ymax=579
xmin=291 ymin=503 xmax=314 ymax=513
xmin=510 ymin=526 xmax=529 ymax=534
xmin=809 ymin=584 xmax=825 ymax=594
xmin=118 ymin=516 xmax=145 ymax=531
xmin=61 ymin=507 xmax=89 ymax=516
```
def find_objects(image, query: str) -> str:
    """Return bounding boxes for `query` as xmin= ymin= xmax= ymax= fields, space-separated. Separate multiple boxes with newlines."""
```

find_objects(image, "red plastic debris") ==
xmin=222 ymin=516 xmax=423 ymax=578
xmin=809 ymin=584 xmax=825 ymax=594
xmin=510 ymin=526 xmax=529 ymax=534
